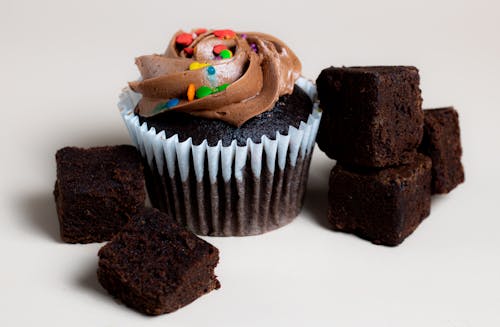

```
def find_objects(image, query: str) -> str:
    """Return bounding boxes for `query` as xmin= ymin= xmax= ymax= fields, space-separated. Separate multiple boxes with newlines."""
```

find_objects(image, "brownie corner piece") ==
xmin=316 ymin=66 xmax=423 ymax=167
xmin=419 ymin=107 xmax=464 ymax=194
xmin=54 ymin=145 xmax=145 ymax=243
xmin=97 ymin=208 xmax=220 ymax=315
xmin=328 ymin=153 xmax=432 ymax=246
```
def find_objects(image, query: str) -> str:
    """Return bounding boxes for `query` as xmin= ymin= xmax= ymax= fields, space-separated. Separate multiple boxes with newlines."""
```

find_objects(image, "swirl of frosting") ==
xmin=129 ymin=29 xmax=302 ymax=127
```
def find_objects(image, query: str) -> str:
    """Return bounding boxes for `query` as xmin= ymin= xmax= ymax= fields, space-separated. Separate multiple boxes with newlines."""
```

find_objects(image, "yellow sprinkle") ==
xmin=189 ymin=62 xmax=209 ymax=71
xmin=187 ymin=83 xmax=196 ymax=101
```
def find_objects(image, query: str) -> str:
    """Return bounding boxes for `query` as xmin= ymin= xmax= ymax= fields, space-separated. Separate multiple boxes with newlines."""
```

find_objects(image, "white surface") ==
xmin=1 ymin=0 xmax=499 ymax=326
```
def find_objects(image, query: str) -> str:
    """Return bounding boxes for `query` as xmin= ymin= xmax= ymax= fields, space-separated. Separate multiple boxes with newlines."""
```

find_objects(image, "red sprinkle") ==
xmin=213 ymin=44 xmax=228 ymax=55
xmin=184 ymin=47 xmax=194 ymax=55
xmin=175 ymin=33 xmax=193 ymax=46
xmin=213 ymin=29 xmax=236 ymax=39
xmin=194 ymin=28 xmax=207 ymax=35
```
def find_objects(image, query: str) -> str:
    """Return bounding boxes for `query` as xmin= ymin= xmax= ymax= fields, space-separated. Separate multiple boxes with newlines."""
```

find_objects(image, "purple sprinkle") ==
xmin=241 ymin=33 xmax=247 ymax=39
xmin=250 ymin=43 xmax=258 ymax=53
xmin=215 ymin=55 xmax=222 ymax=60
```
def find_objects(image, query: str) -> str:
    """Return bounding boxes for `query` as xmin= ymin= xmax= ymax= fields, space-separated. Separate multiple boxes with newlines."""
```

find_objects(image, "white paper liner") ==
xmin=119 ymin=77 xmax=320 ymax=182
xmin=118 ymin=77 xmax=321 ymax=235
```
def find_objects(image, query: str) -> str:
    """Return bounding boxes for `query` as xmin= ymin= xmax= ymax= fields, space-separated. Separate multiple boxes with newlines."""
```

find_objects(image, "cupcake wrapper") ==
xmin=119 ymin=77 xmax=321 ymax=236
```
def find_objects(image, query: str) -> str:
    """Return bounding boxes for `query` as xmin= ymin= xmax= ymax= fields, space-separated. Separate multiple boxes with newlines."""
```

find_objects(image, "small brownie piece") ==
xmin=316 ymin=66 xmax=423 ymax=167
xmin=97 ymin=208 xmax=220 ymax=315
xmin=54 ymin=145 xmax=145 ymax=243
xmin=328 ymin=154 xmax=432 ymax=246
xmin=419 ymin=107 xmax=464 ymax=194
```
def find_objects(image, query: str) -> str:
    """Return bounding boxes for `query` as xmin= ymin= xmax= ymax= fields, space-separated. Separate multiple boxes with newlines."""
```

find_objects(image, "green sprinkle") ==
xmin=220 ymin=49 xmax=232 ymax=59
xmin=153 ymin=102 xmax=167 ymax=113
xmin=215 ymin=83 xmax=229 ymax=92
xmin=196 ymin=85 xmax=213 ymax=99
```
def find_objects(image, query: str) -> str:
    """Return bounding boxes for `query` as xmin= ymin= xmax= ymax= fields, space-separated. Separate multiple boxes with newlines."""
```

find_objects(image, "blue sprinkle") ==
xmin=165 ymin=98 xmax=179 ymax=108
xmin=207 ymin=66 xmax=216 ymax=75
xmin=206 ymin=66 xmax=218 ymax=88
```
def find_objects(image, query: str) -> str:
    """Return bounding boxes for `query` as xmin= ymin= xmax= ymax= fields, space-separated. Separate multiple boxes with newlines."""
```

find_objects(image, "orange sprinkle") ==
xmin=187 ymin=83 xmax=196 ymax=102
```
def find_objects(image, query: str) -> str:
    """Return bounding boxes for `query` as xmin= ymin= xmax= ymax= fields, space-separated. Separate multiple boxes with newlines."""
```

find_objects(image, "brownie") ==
xmin=328 ymin=153 xmax=432 ymax=246
xmin=419 ymin=107 xmax=464 ymax=194
xmin=316 ymin=66 xmax=424 ymax=167
xmin=97 ymin=208 xmax=220 ymax=315
xmin=138 ymin=85 xmax=312 ymax=146
xmin=54 ymin=145 xmax=145 ymax=243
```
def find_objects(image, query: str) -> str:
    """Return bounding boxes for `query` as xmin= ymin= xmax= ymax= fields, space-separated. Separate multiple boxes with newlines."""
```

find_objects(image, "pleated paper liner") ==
xmin=119 ymin=77 xmax=321 ymax=236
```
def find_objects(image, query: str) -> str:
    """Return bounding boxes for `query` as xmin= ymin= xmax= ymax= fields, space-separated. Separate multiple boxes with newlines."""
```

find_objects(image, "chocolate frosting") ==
xmin=129 ymin=29 xmax=302 ymax=127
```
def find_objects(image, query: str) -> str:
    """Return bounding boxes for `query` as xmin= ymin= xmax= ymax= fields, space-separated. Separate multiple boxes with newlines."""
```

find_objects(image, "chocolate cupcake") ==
xmin=119 ymin=28 xmax=320 ymax=236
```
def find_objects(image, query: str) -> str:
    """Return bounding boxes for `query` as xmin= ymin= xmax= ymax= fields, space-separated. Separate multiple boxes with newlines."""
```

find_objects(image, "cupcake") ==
xmin=119 ymin=28 xmax=321 ymax=236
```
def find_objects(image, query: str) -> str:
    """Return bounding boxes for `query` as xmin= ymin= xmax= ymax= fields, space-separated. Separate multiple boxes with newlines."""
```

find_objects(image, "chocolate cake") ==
xmin=97 ymin=208 xmax=220 ymax=315
xmin=419 ymin=107 xmax=464 ymax=194
xmin=138 ymin=85 xmax=315 ymax=236
xmin=120 ymin=28 xmax=320 ymax=236
xmin=328 ymin=154 xmax=432 ymax=246
xmin=316 ymin=66 xmax=423 ymax=167
xmin=53 ymin=145 xmax=145 ymax=243
xmin=144 ymin=148 xmax=312 ymax=236
xmin=139 ymin=85 xmax=312 ymax=146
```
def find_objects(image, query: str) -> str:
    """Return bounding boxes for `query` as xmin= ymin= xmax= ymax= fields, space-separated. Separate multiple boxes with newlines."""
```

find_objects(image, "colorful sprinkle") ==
xmin=165 ymin=98 xmax=179 ymax=108
xmin=206 ymin=67 xmax=218 ymax=88
xmin=220 ymin=49 xmax=233 ymax=59
xmin=187 ymin=83 xmax=195 ymax=101
xmin=241 ymin=33 xmax=247 ymax=39
xmin=183 ymin=47 xmax=194 ymax=55
xmin=207 ymin=66 xmax=216 ymax=75
xmin=215 ymin=83 xmax=229 ymax=92
xmin=250 ymin=43 xmax=258 ymax=53
xmin=189 ymin=62 xmax=210 ymax=70
xmin=194 ymin=28 xmax=207 ymax=35
xmin=213 ymin=29 xmax=236 ymax=39
xmin=195 ymin=86 xmax=213 ymax=99
xmin=154 ymin=98 xmax=179 ymax=113
xmin=175 ymin=33 xmax=193 ymax=46
xmin=153 ymin=103 xmax=165 ymax=113
xmin=213 ymin=44 xmax=228 ymax=55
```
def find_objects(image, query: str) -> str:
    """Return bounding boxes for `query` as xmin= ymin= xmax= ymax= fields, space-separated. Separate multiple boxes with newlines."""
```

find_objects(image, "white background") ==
xmin=1 ymin=0 xmax=499 ymax=326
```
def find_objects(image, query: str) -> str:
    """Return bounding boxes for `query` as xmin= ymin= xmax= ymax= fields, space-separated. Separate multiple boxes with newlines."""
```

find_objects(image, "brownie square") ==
xmin=419 ymin=107 xmax=464 ymax=194
xmin=97 ymin=208 xmax=220 ymax=315
xmin=328 ymin=153 xmax=432 ymax=246
xmin=54 ymin=145 xmax=145 ymax=243
xmin=316 ymin=66 xmax=424 ymax=167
